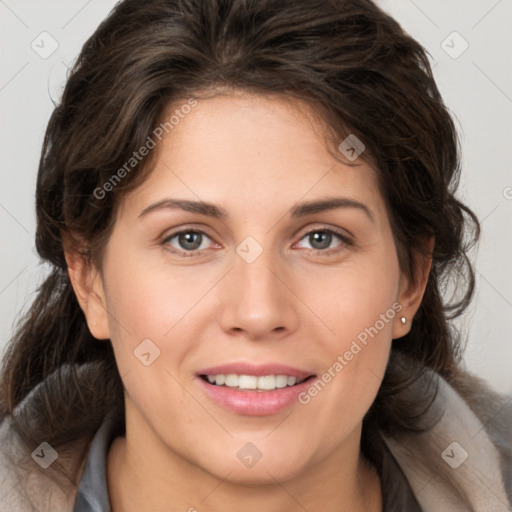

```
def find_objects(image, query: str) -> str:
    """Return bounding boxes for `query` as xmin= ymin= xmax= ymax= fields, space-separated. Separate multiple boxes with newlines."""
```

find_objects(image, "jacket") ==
xmin=1 ymin=355 xmax=511 ymax=511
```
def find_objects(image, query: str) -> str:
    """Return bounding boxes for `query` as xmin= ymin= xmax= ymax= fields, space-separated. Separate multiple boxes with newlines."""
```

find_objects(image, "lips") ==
xmin=196 ymin=363 xmax=316 ymax=416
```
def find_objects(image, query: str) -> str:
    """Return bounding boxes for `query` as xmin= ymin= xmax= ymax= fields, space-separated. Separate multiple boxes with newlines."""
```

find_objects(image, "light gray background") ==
xmin=1 ymin=1 xmax=511 ymax=392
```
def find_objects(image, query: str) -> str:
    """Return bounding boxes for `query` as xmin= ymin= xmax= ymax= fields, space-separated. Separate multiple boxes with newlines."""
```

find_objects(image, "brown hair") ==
xmin=0 ymin=0 xmax=479 ymax=448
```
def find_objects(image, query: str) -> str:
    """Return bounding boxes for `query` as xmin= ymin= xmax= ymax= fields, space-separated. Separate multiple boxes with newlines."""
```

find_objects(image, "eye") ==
xmin=163 ymin=230 xmax=214 ymax=254
xmin=162 ymin=227 xmax=351 ymax=257
xmin=295 ymin=229 xmax=351 ymax=253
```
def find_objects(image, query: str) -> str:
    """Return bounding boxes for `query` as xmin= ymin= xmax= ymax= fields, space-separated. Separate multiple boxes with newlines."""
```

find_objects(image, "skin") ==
xmin=67 ymin=92 xmax=432 ymax=512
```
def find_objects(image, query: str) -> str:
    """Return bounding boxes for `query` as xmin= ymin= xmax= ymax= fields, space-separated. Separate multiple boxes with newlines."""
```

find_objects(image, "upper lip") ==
xmin=197 ymin=362 xmax=315 ymax=380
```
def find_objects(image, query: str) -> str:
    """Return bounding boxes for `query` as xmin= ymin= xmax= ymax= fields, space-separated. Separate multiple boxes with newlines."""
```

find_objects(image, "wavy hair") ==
xmin=1 ymin=0 xmax=479 ymax=449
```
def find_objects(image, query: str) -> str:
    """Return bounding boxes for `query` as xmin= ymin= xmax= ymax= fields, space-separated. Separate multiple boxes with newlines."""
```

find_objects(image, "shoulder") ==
xmin=0 ymin=414 xmax=76 ymax=511
xmin=0 ymin=413 xmax=90 ymax=512
xmin=382 ymin=357 xmax=512 ymax=512
xmin=450 ymin=368 xmax=512 ymax=499
xmin=451 ymin=369 xmax=512 ymax=454
xmin=0 ymin=365 xmax=102 ymax=512
xmin=0 ymin=362 xmax=122 ymax=512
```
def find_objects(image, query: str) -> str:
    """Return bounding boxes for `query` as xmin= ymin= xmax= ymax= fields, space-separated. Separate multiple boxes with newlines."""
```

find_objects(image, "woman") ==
xmin=0 ymin=0 xmax=510 ymax=510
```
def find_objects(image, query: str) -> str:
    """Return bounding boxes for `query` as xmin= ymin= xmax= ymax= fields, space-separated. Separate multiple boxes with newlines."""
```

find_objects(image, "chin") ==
xmin=195 ymin=441 xmax=314 ymax=485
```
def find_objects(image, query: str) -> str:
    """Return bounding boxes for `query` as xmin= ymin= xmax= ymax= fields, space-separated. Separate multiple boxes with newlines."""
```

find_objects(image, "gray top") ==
xmin=73 ymin=413 xmax=118 ymax=512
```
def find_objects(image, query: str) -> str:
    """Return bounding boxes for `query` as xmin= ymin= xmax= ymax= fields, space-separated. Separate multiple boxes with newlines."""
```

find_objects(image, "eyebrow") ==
xmin=138 ymin=197 xmax=374 ymax=223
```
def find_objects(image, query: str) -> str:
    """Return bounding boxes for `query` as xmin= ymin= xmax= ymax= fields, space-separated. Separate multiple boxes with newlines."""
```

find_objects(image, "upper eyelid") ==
xmin=162 ymin=225 xmax=214 ymax=240
xmin=294 ymin=224 xmax=352 ymax=240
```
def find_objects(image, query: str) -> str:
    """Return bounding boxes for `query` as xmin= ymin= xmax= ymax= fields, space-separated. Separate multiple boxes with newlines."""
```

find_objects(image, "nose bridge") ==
xmin=236 ymin=250 xmax=279 ymax=303
xmin=218 ymin=237 xmax=299 ymax=339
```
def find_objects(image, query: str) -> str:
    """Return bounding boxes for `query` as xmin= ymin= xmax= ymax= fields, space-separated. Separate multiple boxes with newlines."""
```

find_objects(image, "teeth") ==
xmin=287 ymin=376 xmax=297 ymax=386
xmin=258 ymin=375 xmax=276 ymax=390
xmin=225 ymin=374 xmax=239 ymax=387
xmin=238 ymin=375 xmax=257 ymax=389
xmin=205 ymin=374 xmax=303 ymax=390
xmin=275 ymin=375 xmax=288 ymax=388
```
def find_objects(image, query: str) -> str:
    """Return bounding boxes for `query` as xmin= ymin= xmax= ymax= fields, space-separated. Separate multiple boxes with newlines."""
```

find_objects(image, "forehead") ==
xmin=119 ymin=92 xmax=385 ymax=221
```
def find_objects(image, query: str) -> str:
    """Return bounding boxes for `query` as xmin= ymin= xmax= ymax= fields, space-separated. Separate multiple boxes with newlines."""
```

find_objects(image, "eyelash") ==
xmin=162 ymin=227 xmax=352 ymax=258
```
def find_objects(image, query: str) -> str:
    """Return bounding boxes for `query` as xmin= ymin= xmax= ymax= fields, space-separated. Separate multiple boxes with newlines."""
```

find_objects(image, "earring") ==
xmin=400 ymin=316 xmax=407 ymax=325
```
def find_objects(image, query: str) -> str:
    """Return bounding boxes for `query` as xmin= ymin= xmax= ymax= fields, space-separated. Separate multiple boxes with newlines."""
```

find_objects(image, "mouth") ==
xmin=196 ymin=363 xmax=317 ymax=415
xmin=199 ymin=373 xmax=315 ymax=392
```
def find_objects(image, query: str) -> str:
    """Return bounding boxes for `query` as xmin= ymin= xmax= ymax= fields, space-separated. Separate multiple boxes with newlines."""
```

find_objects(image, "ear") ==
xmin=64 ymin=245 xmax=111 ymax=340
xmin=393 ymin=236 xmax=434 ymax=339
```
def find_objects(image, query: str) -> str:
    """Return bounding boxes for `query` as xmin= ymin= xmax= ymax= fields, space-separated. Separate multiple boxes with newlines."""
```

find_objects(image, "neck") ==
xmin=107 ymin=414 xmax=382 ymax=512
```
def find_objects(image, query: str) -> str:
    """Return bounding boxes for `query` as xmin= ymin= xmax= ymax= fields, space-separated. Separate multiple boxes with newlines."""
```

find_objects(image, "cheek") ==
xmin=300 ymin=245 xmax=400 ymax=349
xmin=296 ymin=249 xmax=399 ymax=422
xmin=101 ymin=250 xmax=209 ymax=342
xmin=99 ymin=250 xmax=228 ymax=407
xmin=98 ymin=255 xmax=187 ymax=377
xmin=99 ymin=259 xmax=199 ymax=422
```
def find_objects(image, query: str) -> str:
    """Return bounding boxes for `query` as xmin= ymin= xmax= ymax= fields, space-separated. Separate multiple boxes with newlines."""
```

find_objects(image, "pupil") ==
xmin=310 ymin=231 xmax=331 ymax=250
xmin=179 ymin=232 xmax=202 ymax=250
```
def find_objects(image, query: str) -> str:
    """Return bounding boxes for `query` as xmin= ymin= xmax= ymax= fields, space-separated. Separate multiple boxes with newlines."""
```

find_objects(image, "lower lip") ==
xmin=197 ymin=376 xmax=315 ymax=416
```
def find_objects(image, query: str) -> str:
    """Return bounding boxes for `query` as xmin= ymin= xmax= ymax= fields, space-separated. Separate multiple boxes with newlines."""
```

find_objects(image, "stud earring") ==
xmin=400 ymin=316 xmax=407 ymax=325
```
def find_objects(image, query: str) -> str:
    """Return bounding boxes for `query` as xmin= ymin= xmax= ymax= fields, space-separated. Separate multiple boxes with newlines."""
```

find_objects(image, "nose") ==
xmin=217 ymin=248 xmax=300 ymax=341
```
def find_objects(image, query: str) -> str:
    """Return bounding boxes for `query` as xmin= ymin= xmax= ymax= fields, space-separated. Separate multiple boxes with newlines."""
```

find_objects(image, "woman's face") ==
xmin=78 ymin=92 xmax=422 ymax=483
